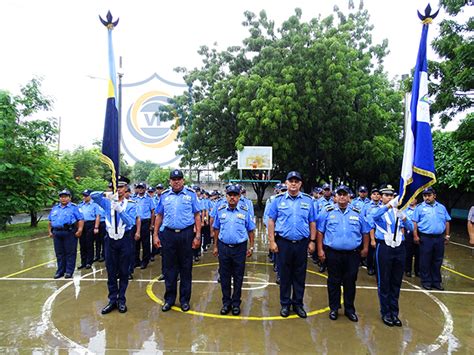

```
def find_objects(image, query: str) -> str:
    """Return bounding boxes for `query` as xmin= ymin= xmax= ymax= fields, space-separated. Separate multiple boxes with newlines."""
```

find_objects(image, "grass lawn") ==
xmin=0 ymin=220 xmax=48 ymax=241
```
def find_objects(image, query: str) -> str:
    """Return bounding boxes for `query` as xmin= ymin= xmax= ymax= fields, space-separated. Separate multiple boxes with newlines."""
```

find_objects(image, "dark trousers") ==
xmin=218 ymin=240 xmax=247 ymax=307
xmin=105 ymin=231 xmax=132 ymax=304
xmin=161 ymin=226 xmax=194 ymax=305
xmin=419 ymin=234 xmax=445 ymax=286
xmin=79 ymin=221 xmax=95 ymax=266
xmin=325 ymin=247 xmax=360 ymax=314
xmin=404 ymin=231 xmax=419 ymax=274
xmin=94 ymin=221 xmax=106 ymax=260
xmin=53 ymin=230 xmax=78 ymax=275
xmin=202 ymin=225 xmax=211 ymax=247
xmin=135 ymin=218 xmax=151 ymax=266
xmin=375 ymin=241 xmax=406 ymax=317
xmin=367 ymin=243 xmax=376 ymax=271
xmin=129 ymin=225 xmax=137 ymax=275
xmin=276 ymin=237 xmax=308 ymax=307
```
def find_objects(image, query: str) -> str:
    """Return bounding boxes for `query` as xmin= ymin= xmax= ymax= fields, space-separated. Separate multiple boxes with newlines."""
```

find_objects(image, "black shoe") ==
xmin=101 ymin=302 xmax=117 ymax=314
xmin=232 ymin=306 xmax=241 ymax=316
xmin=382 ymin=314 xmax=394 ymax=327
xmin=293 ymin=305 xmax=307 ymax=319
xmin=85 ymin=264 xmax=92 ymax=269
xmin=319 ymin=265 xmax=327 ymax=273
xmin=128 ymin=274 xmax=134 ymax=280
xmin=54 ymin=272 xmax=64 ymax=279
xmin=422 ymin=284 xmax=432 ymax=290
xmin=329 ymin=310 xmax=338 ymax=320
xmin=367 ymin=268 xmax=375 ymax=276
xmin=194 ymin=256 xmax=200 ymax=262
xmin=77 ymin=265 xmax=85 ymax=270
xmin=118 ymin=303 xmax=127 ymax=313
xmin=162 ymin=303 xmax=173 ymax=312
xmin=150 ymin=256 xmax=155 ymax=262
xmin=181 ymin=303 xmax=190 ymax=312
xmin=405 ymin=271 xmax=412 ymax=277
xmin=158 ymin=274 xmax=165 ymax=281
xmin=140 ymin=264 xmax=147 ymax=269
xmin=312 ymin=258 xmax=318 ymax=265
xmin=64 ymin=273 xmax=73 ymax=279
xmin=98 ymin=257 xmax=105 ymax=262
xmin=280 ymin=306 xmax=290 ymax=318
xmin=415 ymin=272 xmax=420 ymax=277
xmin=217 ymin=276 xmax=221 ymax=283
xmin=276 ymin=276 xmax=280 ymax=285
xmin=220 ymin=305 xmax=231 ymax=315
xmin=273 ymin=264 xmax=277 ymax=272
xmin=392 ymin=315 xmax=402 ymax=327
xmin=345 ymin=312 xmax=358 ymax=322
xmin=93 ymin=257 xmax=99 ymax=262
xmin=432 ymin=284 xmax=445 ymax=291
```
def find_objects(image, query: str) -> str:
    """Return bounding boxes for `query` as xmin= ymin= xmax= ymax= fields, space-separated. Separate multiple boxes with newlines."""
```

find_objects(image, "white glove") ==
xmin=395 ymin=209 xmax=406 ymax=220
xmin=112 ymin=201 xmax=123 ymax=213
xmin=389 ymin=196 xmax=399 ymax=208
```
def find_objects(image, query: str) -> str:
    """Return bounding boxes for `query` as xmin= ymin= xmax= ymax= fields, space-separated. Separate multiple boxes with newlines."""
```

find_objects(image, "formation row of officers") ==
xmin=48 ymin=169 xmax=451 ymax=327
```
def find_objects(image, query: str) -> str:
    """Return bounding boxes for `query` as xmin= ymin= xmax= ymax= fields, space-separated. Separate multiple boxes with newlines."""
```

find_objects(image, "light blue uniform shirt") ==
xmin=135 ymin=194 xmax=154 ymax=220
xmin=78 ymin=201 xmax=101 ymax=222
xmin=48 ymin=202 xmax=83 ymax=228
xmin=316 ymin=196 xmax=334 ymax=214
xmin=156 ymin=187 xmax=200 ymax=229
xmin=371 ymin=205 xmax=414 ymax=241
xmin=351 ymin=196 xmax=370 ymax=211
xmin=318 ymin=205 xmax=371 ymax=250
xmin=263 ymin=194 xmax=278 ymax=227
xmin=240 ymin=195 xmax=255 ymax=217
xmin=213 ymin=203 xmax=256 ymax=244
xmin=268 ymin=192 xmax=316 ymax=240
xmin=90 ymin=192 xmax=137 ymax=231
xmin=412 ymin=201 xmax=451 ymax=234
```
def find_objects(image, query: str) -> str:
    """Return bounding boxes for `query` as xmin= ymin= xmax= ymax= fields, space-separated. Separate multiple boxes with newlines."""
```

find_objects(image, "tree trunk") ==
xmin=30 ymin=210 xmax=38 ymax=227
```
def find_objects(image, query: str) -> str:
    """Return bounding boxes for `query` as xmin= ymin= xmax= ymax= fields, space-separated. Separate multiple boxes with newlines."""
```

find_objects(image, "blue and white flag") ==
xmin=398 ymin=10 xmax=437 ymax=211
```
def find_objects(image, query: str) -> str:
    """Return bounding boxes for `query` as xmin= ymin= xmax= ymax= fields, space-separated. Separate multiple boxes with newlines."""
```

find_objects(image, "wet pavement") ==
xmin=0 ymin=221 xmax=472 ymax=353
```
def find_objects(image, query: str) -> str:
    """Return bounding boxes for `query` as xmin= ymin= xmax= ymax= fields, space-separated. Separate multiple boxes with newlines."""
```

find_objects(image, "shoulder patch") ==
xmin=326 ymin=205 xmax=335 ymax=212
xmin=127 ymin=199 xmax=137 ymax=203
xmin=218 ymin=204 xmax=226 ymax=211
xmin=240 ymin=204 xmax=248 ymax=211
xmin=351 ymin=206 xmax=361 ymax=213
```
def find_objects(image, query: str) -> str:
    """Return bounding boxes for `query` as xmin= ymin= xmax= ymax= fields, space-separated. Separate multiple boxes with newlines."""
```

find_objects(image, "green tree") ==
xmin=161 ymin=5 xmax=403 ymax=205
xmin=429 ymin=0 xmax=473 ymax=127
xmin=131 ymin=160 xmax=159 ymax=183
xmin=0 ymin=79 xmax=74 ymax=228
xmin=147 ymin=166 xmax=171 ymax=187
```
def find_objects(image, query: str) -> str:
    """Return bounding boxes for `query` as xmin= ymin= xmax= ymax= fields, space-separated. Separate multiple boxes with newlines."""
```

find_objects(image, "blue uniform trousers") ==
xmin=276 ymin=236 xmax=308 ymax=307
xmin=404 ymin=231 xmax=419 ymax=274
xmin=202 ymin=225 xmax=211 ymax=248
xmin=104 ymin=231 xmax=132 ymax=304
xmin=53 ymin=230 xmax=78 ymax=275
xmin=129 ymin=225 xmax=137 ymax=275
xmin=94 ymin=221 xmax=106 ymax=260
xmin=325 ymin=246 xmax=360 ymax=314
xmin=79 ymin=221 xmax=95 ymax=266
xmin=218 ymin=240 xmax=247 ymax=307
xmin=135 ymin=218 xmax=151 ymax=267
xmin=161 ymin=225 xmax=194 ymax=305
xmin=375 ymin=241 xmax=405 ymax=317
xmin=419 ymin=233 xmax=445 ymax=287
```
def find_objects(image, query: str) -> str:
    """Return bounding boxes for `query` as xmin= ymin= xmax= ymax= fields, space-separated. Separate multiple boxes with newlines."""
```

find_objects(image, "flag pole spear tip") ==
xmin=99 ymin=11 xmax=119 ymax=29
xmin=417 ymin=4 xmax=439 ymax=24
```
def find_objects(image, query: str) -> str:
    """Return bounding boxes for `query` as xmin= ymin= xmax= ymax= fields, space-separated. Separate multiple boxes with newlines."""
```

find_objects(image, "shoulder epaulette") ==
xmin=71 ymin=203 xmax=77 ymax=206
xmin=218 ymin=204 xmax=227 ymax=211
xmin=240 ymin=204 xmax=248 ymax=211
xmin=162 ymin=188 xmax=171 ymax=194
xmin=127 ymin=199 xmax=137 ymax=203
xmin=276 ymin=192 xmax=285 ymax=196
xmin=351 ymin=206 xmax=361 ymax=213
xmin=185 ymin=187 xmax=195 ymax=193
xmin=326 ymin=205 xmax=335 ymax=212
xmin=302 ymin=192 xmax=312 ymax=198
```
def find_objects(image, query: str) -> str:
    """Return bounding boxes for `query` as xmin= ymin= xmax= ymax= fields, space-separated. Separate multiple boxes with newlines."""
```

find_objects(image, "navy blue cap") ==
xmin=358 ymin=185 xmax=368 ymax=192
xmin=280 ymin=184 xmax=288 ymax=191
xmin=170 ymin=169 xmax=184 ymax=179
xmin=147 ymin=186 xmax=156 ymax=192
xmin=422 ymin=187 xmax=435 ymax=194
xmin=155 ymin=183 xmax=164 ymax=189
xmin=82 ymin=189 xmax=92 ymax=196
xmin=59 ymin=189 xmax=71 ymax=196
xmin=226 ymin=184 xmax=241 ymax=194
xmin=379 ymin=184 xmax=395 ymax=195
xmin=286 ymin=171 xmax=302 ymax=181
xmin=335 ymin=185 xmax=350 ymax=194
xmin=371 ymin=187 xmax=380 ymax=194
xmin=210 ymin=190 xmax=219 ymax=196
xmin=192 ymin=185 xmax=201 ymax=192
xmin=136 ymin=182 xmax=146 ymax=188
xmin=321 ymin=183 xmax=331 ymax=190
xmin=117 ymin=176 xmax=130 ymax=186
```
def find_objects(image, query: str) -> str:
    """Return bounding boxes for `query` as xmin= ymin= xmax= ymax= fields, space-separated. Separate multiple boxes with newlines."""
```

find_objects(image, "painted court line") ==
xmin=2 ymin=259 xmax=56 ymax=278
xmin=449 ymin=241 xmax=473 ymax=250
xmin=0 ymin=235 xmax=49 ymax=248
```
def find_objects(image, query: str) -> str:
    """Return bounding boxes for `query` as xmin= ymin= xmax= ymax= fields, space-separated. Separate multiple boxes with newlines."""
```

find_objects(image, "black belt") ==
xmin=419 ymin=232 xmax=443 ymax=238
xmin=324 ymin=246 xmax=359 ymax=254
xmin=276 ymin=233 xmax=307 ymax=243
xmin=165 ymin=225 xmax=193 ymax=233
xmin=52 ymin=227 xmax=73 ymax=232
xmin=218 ymin=240 xmax=246 ymax=248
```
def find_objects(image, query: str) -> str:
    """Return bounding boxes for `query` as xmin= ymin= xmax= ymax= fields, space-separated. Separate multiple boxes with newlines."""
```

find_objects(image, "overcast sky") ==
xmin=0 ymin=0 xmax=461 ymax=154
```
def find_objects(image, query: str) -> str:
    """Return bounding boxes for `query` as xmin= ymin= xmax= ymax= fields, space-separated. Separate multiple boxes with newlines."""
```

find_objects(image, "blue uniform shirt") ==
xmin=371 ymin=206 xmax=414 ymax=241
xmin=90 ymin=192 xmax=137 ymax=231
xmin=412 ymin=201 xmax=451 ymax=234
xmin=240 ymin=196 xmax=255 ymax=217
xmin=268 ymin=192 xmax=316 ymax=240
xmin=135 ymin=194 xmax=154 ymax=219
xmin=213 ymin=203 xmax=256 ymax=244
xmin=48 ymin=202 xmax=84 ymax=228
xmin=156 ymin=187 xmax=201 ymax=229
xmin=78 ymin=201 xmax=101 ymax=222
xmin=263 ymin=194 xmax=278 ymax=227
xmin=318 ymin=205 xmax=371 ymax=250
xmin=351 ymin=196 xmax=370 ymax=211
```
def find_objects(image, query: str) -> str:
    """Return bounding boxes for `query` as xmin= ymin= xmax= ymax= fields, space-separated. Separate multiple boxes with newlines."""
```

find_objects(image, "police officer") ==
xmin=91 ymin=176 xmax=137 ymax=314
xmin=317 ymin=185 xmax=370 ymax=322
xmin=412 ymin=187 xmax=451 ymax=290
xmin=371 ymin=185 xmax=413 ymax=327
xmin=94 ymin=205 xmax=106 ymax=263
xmin=363 ymin=187 xmax=382 ymax=275
xmin=153 ymin=169 xmax=202 ymax=312
xmin=151 ymin=183 xmax=165 ymax=261
xmin=134 ymin=182 xmax=155 ymax=269
xmin=48 ymin=189 xmax=84 ymax=279
xmin=239 ymin=187 xmax=255 ymax=219
xmin=352 ymin=186 xmax=370 ymax=211
xmin=78 ymin=189 xmax=101 ymax=269
xmin=268 ymin=171 xmax=317 ymax=318
xmin=213 ymin=184 xmax=255 ymax=315
xmin=404 ymin=199 xmax=419 ymax=277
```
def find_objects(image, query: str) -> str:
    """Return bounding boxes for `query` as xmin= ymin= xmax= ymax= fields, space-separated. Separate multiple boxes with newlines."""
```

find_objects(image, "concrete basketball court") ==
xmin=0 ymin=220 xmax=472 ymax=354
